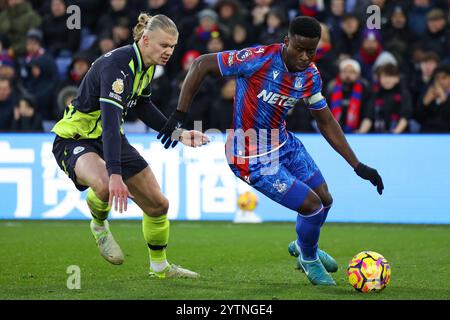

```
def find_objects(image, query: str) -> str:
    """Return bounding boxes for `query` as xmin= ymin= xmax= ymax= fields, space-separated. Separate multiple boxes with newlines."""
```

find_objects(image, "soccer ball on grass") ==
xmin=347 ymin=251 xmax=391 ymax=293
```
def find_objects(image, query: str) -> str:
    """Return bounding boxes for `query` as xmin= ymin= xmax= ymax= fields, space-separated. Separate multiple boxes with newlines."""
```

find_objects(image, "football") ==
xmin=347 ymin=251 xmax=391 ymax=293
xmin=237 ymin=191 xmax=258 ymax=211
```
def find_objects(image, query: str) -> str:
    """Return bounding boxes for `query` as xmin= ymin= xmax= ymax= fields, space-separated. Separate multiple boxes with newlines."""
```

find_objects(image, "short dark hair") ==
xmin=433 ymin=64 xmax=450 ymax=78
xmin=289 ymin=16 xmax=321 ymax=39
xmin=377 ymin=63 xmax=400 ymax=77
xmin=421 ymin=52 xmax=440 ymax=64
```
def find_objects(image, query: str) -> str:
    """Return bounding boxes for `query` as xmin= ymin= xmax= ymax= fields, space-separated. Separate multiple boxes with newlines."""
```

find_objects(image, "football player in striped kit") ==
xmin=158 ymin=16 xmax=384 ymax=286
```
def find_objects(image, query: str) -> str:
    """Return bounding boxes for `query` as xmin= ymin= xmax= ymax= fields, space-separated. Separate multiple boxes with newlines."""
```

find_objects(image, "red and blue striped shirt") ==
xmin=217 ymin=43 xmax=327 ymax=158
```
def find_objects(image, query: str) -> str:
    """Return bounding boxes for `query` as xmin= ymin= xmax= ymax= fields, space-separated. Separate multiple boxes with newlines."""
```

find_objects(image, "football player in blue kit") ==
xmin=158 ymin=16 xmax=384 ymax=286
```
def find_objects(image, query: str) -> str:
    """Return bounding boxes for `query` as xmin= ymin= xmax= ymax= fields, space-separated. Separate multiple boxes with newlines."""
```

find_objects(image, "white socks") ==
xmin=151 ymin=260 xmax=170 ymax=272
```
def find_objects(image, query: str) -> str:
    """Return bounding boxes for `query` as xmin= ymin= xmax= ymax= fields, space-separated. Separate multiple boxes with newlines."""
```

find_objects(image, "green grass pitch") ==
xmin=1 ymin=220 xmax=449 ymax=300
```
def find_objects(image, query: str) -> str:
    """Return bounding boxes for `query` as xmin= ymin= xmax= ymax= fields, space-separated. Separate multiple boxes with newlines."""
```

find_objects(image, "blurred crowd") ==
xmin=0 ymin=0 xmax=449 ymax=134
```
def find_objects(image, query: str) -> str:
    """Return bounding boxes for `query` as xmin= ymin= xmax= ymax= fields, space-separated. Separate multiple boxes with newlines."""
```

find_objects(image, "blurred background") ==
xmin=1 ymin=0 xmax=449 ymax=133
xmin=0 ymin=0 xmax=449 ymax=223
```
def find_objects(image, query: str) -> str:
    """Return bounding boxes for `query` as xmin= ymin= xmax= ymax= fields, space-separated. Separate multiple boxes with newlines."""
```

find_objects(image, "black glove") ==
xmin=355 ymin=162 xmax=384 ymax=195
xmin=157 ymin=110 xmax=187 ymax=149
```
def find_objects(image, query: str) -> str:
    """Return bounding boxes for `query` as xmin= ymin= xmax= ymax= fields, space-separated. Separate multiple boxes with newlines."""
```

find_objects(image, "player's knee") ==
xmin=91 ymin=177 xmax=110 ymax=202
xmin=322 ymin=192 xmax=333 ymax=208
xmin=299 ymin=192 xmax=323 ymax=215
xmin=143 ymin=197 xmax=169 ymax=217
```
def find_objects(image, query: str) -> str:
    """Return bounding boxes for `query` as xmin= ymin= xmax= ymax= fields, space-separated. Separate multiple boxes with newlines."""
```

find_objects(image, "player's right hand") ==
xmin=108 ymin=174 xmax=134 ymax=213
xmin=157 ymin=110 xmax=188 ymax=149
xmin=179 ymin=130 xmax=210 ymax=147
xmin=354 ymin=163 xmax=384 ymax=195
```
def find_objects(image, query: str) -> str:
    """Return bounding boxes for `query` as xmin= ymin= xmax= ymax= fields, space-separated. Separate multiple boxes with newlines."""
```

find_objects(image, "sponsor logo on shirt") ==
xmin=120 ymin=70 xmax=129 ymax=79
xmin=272 ymin=70 xmax=280 ymax=80
xmin=257 ymin=89 xmax=299 ymax=107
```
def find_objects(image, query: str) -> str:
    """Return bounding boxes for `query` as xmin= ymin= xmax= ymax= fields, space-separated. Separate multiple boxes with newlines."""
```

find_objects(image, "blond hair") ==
xmin=133 ymin=13 xmax=178 ymax=42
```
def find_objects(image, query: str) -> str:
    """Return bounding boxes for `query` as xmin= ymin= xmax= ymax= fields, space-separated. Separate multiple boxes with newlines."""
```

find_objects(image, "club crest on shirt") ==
xmin=73 ymin=146 xmax=85 ymax=155
xmin=236 ymin=49 xmax=252 ymax=61
xmin=273 ymin=179 xmax=288 ymax=193
xmin=112 ymin=78 xmax=124 ymax=94
xmin=295 ymin=77 xmax=303 ymax=88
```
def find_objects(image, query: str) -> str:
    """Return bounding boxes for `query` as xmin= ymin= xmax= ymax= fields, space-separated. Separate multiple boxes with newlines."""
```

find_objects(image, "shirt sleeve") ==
xmin=134 ymin=98 xmax=168 ymax=132
xmin=303 ymin=67 xmax=328 ymax=110
xmin=98 ymin=64 xmax=130 ymax=176
xmin=216 ymin=46 xmax=269 ymax=78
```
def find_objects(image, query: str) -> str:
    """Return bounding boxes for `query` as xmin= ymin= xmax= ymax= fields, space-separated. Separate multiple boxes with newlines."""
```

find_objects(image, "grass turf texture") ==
xmin=1 ymin=220 xmax=449 ymax=300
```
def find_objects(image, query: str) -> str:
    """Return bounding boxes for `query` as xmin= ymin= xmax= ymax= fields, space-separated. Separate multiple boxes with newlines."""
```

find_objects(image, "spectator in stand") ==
xmin=87 ymin=31 xmax=117 ymax=59
xmin=327 ymin=59 xmax=371 ymax=133
xmin=356 ymin=29 xmax=383 ymax=83
xmin=0 ymin=77 xmax=18 ymax=131
xmin=382 ymin=5 xmax=414 ymax=68
xmin=421 ymin=9 xmax=450 ymax=59
xmin=408 ymin=0 xmax=433 ymax=37
xmin=314 ymin=23 xmax=338 ymax=90
xmin=41 ymin=0 xmax=80 ymax=57
xmin=20 ymin=30 xmax=58 ymax=120
xmin=333 ymin=14 xmax=362 ymax=60
xmin=52 ymin=52 xmax=91 ymax=119
xmin=167 ymin=0 xmax=205 ymax=77
xmin=206 ymin=32 xmax=225 ymax=53
xmin=21 ymin=28 xmax=45 ymax=66
xmin=165 ymin=49 xmax=200 ymax=117
xmin=251 ymin=0 xmax=273 ymax=29
xmin=298 ymin=0 xmax=326 ymax=21
xmin=0 ymin=0 xmax=42 ymax=57
xmin=210 ymin=79 xmax=236 ymax=132
xmin=214 ymin=0 xmax=247 ymax=38
xmin=324 ymin=0 xmax=346 ymax=40
xmin=229 ymin=22 xmax=255 ymax=50
xmin=411 ymin=52 xmax=440 ymax=111
xmin=0 ymin=38 xmax=16 ymax=81
xmin=187 ymin=9 xmax=225 ymax=53
xmin=111 ymin=17 xmax=133 ymax=48
xmin=359 ymin=64 xmax=413 ymax=134
xmin=10 ymin=96 xmax=43 ymax=132
xmin=143 ymin=0 xmax=173 ymax=17
xmin=172 ymin=0 xmax=205 ymax=36
xmin=97 ymin=0 xmax=137 ymax=36
xmin=259 ymin=7 xmax=288 ymax=45
xmin=417 ymin=64 xmax=450 ymax=132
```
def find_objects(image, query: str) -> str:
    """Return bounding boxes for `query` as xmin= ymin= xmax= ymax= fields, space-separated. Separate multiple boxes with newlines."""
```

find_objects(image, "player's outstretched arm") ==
xmin=311 ymin=107 xmax=384 ymax=195
xmin=157 ymin=54 xmax=222 ymax=148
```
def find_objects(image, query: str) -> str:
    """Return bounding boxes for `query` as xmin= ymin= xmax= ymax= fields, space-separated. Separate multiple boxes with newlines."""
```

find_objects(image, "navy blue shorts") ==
xmin=52 ymin=135 xmax=148 ymax=191
xmin=227 ymin=132 xmax=326 ymax=211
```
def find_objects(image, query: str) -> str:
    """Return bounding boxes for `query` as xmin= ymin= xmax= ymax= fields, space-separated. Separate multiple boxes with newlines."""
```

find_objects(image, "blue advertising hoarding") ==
xmin=0 ymin=133 xmax=449 ymax=224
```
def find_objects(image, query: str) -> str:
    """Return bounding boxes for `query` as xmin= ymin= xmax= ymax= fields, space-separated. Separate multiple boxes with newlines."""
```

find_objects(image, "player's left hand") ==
xmin=178 ymin=130 xmax=210 ymax=148
xmin=354 ymin=162 xmax=384 ymax=195
xmin=157 ymin=110 xmax=187 ymax=149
